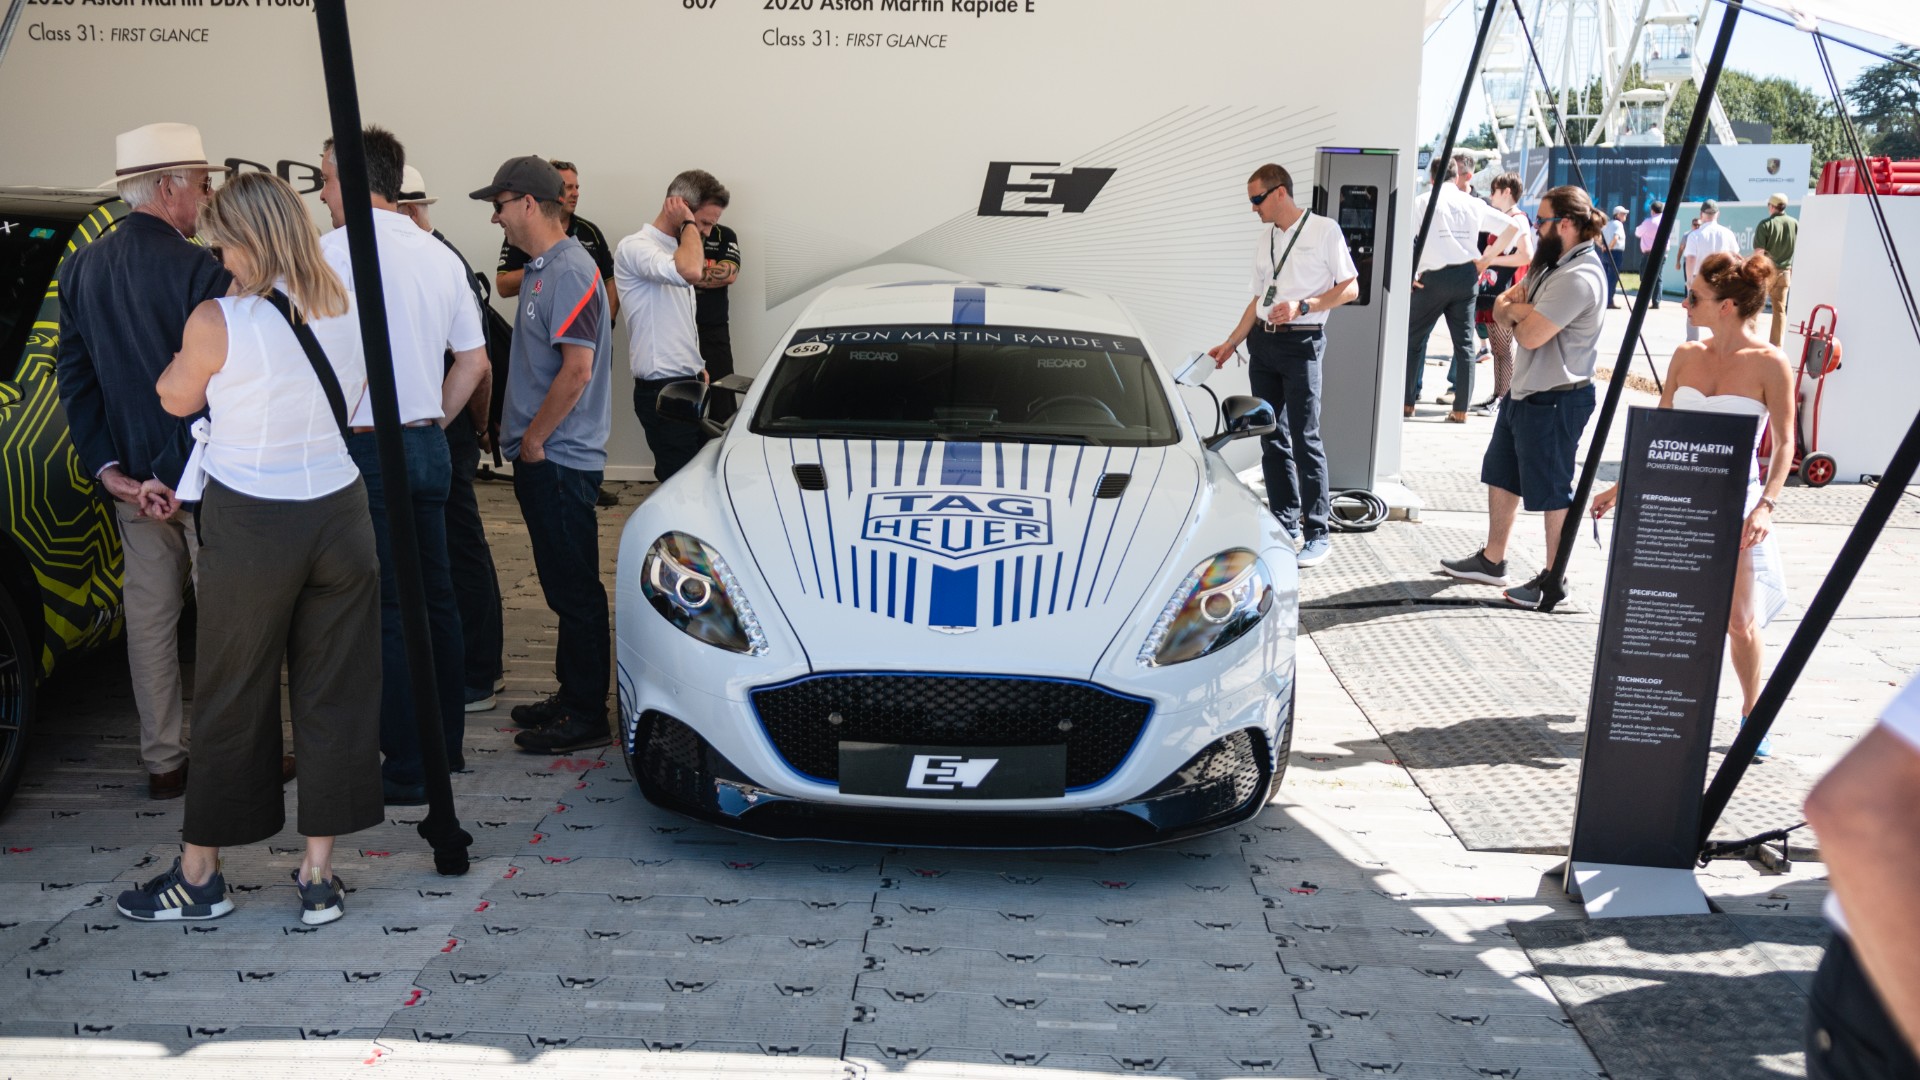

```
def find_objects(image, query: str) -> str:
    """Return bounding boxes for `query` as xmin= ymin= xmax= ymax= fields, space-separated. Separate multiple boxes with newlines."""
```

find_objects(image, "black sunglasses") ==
xmin=1537 ymin=215 xmax=1566 ymax=227
xmin=491 ymin=195 xmax=523 ymax=215
xmin=1250 ymin=183 xmax=1286 ymax=207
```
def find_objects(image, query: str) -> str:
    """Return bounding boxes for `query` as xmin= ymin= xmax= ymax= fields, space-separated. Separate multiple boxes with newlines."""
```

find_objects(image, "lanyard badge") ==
xmin=1263 ymin=213 xmax=1311 ymax=309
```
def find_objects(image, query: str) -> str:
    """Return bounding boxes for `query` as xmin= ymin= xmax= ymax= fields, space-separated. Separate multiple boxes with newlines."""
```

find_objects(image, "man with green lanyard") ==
xmin=1208 ymin=163 xmax=1359 ymax=568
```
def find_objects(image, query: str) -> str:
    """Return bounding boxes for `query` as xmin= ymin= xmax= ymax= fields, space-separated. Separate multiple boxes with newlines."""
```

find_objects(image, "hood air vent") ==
xmin=1095 ymin=473 xmax=1131 ymax=499
xmin=792 ymin=463 xmax=828 ymax=491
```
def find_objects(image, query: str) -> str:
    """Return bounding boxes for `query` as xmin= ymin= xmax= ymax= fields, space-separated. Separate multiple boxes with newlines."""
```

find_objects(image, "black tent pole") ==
xmin=312 ymin=0 xmax=470 ymax=875
xmin=1536 ymin=1 xmax=1743 ymax=613
xmin=1410 ymin=0 xmax=1506 ymax=279
xmin=1696 ymin=29 xmax=1920 ymax=847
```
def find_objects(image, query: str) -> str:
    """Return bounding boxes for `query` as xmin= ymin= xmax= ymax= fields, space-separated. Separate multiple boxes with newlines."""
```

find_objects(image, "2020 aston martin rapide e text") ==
xmin=614 ymin=281 xmax=1297 ymax=848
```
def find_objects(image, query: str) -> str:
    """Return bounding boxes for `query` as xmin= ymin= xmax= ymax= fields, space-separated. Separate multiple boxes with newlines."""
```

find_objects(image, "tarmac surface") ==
xmin=1 ymin=298 xmax=1909 ymax=1078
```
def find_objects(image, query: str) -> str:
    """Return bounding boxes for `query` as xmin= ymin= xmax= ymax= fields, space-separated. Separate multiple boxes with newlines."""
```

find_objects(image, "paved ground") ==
xmin=1 ymin=298 xmax=1908 ymax=1078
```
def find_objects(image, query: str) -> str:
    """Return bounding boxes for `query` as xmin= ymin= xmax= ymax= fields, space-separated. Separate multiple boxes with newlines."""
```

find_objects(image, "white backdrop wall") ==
xmin=0 ymin=0 xmax=1425 ymax=478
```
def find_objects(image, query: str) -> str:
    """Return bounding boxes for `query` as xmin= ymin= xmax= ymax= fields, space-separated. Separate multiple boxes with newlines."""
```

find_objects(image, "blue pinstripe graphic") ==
xmin=992 ymin=559 xmax=1005 ymax=627
xmin=904 ymin=558 xmax=919 ymax=624
xmin=820 ymin=441 xmax=844 ymax=604
xmin=849 ymin=545 xmax=861 ymax=609
xmin=1020 ymin=445 xmax=1031 ymax=490
xmin=762 ymin=442 xmax=809 ymax=596
xmin=1010 ymin=557 xmax=1023 ymax=623
xmin=1045 ymin=445 xmax=1057 ymax=491
xmin=1082 ymin=448 xmax=1135 ymax=606
xmin=929 ymin=566 xmax=978 ymax=627
xmin=869 ymin=550 xmax=880 ymax=613
xmin=941 ymin=442 xmax=982 ymax=485
xmin=1105 ymin=449 xmax=1172 ymax=605
xmin=843 ymin=439 xmax=854 ymax=493
xmin=887 ymin=552 xmax=899 ymax=619
xmin=1030 ymin=555 xmax=1043 ymax=619
xmin=1067 ymin=446 xmax=1086 ymax=502
xmin=952 ymin=285 xmax=987 ymax=325
xmin=1064 ymin=449 xmax=1113 ymax=611
xmin=872 ymin=439 xmax=880 ymax=488
xmin=916 ymin=440 xmax=933 ymax=484
xmin=792 ymin=443 xmax=826 ymax=598
xmin=893 ymin=442 xmax=904 ymax=486
xmin=994 ymin=443 xmax=1006 ymax=488
xmin=1048 ymin=551 xmax=1064 ymax=614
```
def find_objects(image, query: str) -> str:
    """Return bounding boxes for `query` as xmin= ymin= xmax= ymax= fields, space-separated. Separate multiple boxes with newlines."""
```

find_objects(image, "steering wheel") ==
xmin=1026 ymin=394 xmax=1123 ymax=427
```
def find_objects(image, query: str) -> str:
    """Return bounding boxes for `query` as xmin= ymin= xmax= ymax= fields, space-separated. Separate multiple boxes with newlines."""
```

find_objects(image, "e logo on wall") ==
xmin=977 ymin=162 xmax=1116 ymax=218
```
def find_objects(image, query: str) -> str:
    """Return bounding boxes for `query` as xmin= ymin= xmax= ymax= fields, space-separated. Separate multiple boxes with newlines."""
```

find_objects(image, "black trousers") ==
xmin=698 ymin=322 xmax=736 ymax=423
xmin=634 ymin=376 xmax=712 ymax=483
xmin=1807 ymin=933 xmax=1920 ymax=1079
xmin=1406 ymin=261 xmax=1478 ymax=407
xmin=1246 ymin=327 xmax=1330 ymax=541
xmin=444 ymin=414 xmax=503 ymax=694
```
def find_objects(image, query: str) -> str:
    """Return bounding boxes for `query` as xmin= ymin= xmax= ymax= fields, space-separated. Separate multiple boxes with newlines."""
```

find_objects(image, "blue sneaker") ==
xmin=116 ymin=856 xmax=233 ymax=922
xmin=293 ymin=869 xmax=346 ymax=926
xmin=1740 ymin=716 xmax=1773 ymax=759
xmin=1296 ymin=536 xmax=1332 ymax=568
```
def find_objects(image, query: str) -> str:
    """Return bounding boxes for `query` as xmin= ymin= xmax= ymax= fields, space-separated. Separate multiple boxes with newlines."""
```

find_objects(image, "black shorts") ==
xmin=1480 ymin=384 xmax=1596 ymax=511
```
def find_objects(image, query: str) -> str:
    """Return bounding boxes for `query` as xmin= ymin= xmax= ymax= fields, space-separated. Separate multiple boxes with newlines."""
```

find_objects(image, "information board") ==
xmin=1569 ymin=406 xmax=1757 ymax=871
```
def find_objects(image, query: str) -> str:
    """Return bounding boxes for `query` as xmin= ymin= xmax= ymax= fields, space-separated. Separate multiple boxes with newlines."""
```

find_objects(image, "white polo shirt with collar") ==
xmin=319 ymin=208 xmax=485 ymax=426
xmin=613 ymin=224 xmax=703 ymax=382
xmin=1248 ymin=210 xmax=1358 ymax=325
xmin=1413 ymin=183 xmax=1521 ymax=275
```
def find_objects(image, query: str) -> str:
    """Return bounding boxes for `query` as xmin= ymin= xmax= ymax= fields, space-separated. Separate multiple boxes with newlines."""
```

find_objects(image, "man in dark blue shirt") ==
xmin=55 ymin=123 xmax=233 ymax=800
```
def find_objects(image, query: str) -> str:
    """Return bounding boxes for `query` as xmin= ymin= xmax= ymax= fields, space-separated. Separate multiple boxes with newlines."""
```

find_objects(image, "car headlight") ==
xmin=1137 ymin=550 xmax=1274 ymax=667
xmin=640 ymin=532 xmax=769 ymax=657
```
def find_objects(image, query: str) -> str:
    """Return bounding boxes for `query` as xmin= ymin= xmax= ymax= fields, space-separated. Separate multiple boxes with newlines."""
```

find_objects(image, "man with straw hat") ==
xmin=55 ymin=122 xmax=240 ymax=800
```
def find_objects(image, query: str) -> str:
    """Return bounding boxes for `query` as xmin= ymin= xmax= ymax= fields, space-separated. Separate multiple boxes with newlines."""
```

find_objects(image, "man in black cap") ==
xmin=471 ymin=157 xmax=616 ymax=753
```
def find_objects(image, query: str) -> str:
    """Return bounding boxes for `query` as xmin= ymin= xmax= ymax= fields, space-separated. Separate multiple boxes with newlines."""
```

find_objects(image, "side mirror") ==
xmin=1173 ymin=350 xmax=1215 ymax=387
xmin=656 ymin=379 xmax=725 ymax=438
xmin=1206 ymin=395 xmax=1276 ymax=453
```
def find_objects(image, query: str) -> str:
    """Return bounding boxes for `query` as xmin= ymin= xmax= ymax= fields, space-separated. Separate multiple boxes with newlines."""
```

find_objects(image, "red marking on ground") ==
xmin=1474 ymin=896 xmax=1507 ymax=904
xmin=1288 ymin=887 xmax=1319 ymax=895
xmin=402 ymin=989 xmax=423 ymax=1007
xmin=725 ymin=861 xmax=759 ymax=870
xmin=502 ymin=866 xmax=520 ymax=879
xmin=553 ymin=804 xmax=569 ymax=813
xmin=473 ymin=900 xmax=491 ymax=913
xmin=529 ymin=833 xmax=546 ymax=845
xmin=573 ymin=781 xmax=588 ymax=790
xmin=542 ymin=856 xmax=574 ymax=864
xmin=440 ymin=939 xmax=458 ymax=954
xmin=362 ymin=851 xmax=392 ymax=858
xmin=363 ymin=1048 xmax=387 ymax=1065
xmin=1098 ymin=881 xmax=1132 ymax=889
xmin=549 ymin=758 xmax=608 ymax=773
xmin=6 ymin=847 xmax=33 ymax=854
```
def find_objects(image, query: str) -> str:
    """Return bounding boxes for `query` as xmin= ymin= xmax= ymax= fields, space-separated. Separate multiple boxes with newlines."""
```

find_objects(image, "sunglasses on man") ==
xmin=1250 ymin=183 xmax=1286 ymax=207
xmin=491 ymin=194 xmax=526 ymax=215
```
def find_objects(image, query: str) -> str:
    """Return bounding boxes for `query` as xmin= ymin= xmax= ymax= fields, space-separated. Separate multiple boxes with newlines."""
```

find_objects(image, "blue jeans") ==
xmin=347 ymin=427 xmax=466 ymax=787
xmin=512 ymin=457 xmax=609 ymax=722
xmin=1247 ymin=327 xmax=1329 ymax=541
xmin=444 ymin=415 xmax=503 ymax=693
xmin=1406 ymin=262 xmax=1477 ymax=407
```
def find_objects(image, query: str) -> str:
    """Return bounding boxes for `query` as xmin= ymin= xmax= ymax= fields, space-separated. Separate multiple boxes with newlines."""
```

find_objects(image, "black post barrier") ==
xmin=1536 ymin=1 xmax=1744 ymax=613
xmin=1409 ymin=0 xmax=1506 ymax=278
xmin=312 ymin=0 xmax=471 ymax=875
xmin=1695 ymin=29 xmax=1920 ymax=848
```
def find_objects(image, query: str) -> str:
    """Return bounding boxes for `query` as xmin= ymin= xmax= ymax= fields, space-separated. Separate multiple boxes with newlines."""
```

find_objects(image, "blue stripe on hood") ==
xmin=953 ymin=286 xmax=986 ymax=325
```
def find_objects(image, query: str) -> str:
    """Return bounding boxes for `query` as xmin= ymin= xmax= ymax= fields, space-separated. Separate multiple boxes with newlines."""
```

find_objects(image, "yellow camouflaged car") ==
xmin=0 ymin=189 xmax=126 ymax=807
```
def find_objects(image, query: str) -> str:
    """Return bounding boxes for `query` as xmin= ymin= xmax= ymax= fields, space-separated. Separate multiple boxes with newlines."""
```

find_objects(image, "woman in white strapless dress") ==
xmin=1593 ymin=250 xmax=1796 ymax=752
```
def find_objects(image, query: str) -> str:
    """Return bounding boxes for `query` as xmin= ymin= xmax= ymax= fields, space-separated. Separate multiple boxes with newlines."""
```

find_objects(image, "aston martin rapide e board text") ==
xmin=614 ymin=282 xmax=1298 ymax=848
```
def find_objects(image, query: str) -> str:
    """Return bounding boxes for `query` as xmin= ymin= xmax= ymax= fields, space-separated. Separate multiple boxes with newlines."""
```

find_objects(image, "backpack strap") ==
xmin=263 ymin=289 xmax=353 ymax=444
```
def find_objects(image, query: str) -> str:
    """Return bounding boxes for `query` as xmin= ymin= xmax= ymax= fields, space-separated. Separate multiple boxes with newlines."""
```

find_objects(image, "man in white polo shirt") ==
xmin=1208 ymin=162 xmax=1359 ymax=568
xmin=318 ymin=126 xmax=491 ymax=805
xmin=614 ymin=169 xmax=729 ymax=482
xmin=1683 ymin=199 xmax=1740 ymax=342
xmin=1406 ymin=154 xmax=1522 ymax=421
xmin=1803 ymin=677 xmax=1920 ymax=1077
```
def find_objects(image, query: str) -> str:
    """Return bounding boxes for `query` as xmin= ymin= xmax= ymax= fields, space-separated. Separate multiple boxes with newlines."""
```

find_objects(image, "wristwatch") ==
xmin=1755 ymin=495 xmax=1777 ymax=512
xmin=1298 ymin=298 xmax=1314 ymax=317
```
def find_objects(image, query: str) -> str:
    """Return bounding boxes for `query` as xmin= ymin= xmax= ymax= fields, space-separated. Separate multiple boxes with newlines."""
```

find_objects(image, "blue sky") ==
xmin=1418 ymin=0 xmax=1901 ymax=147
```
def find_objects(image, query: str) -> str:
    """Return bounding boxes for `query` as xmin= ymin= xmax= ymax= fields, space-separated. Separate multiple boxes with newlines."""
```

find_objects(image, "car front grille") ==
xmin=750 ymin=673 xmax=1153 ymax=789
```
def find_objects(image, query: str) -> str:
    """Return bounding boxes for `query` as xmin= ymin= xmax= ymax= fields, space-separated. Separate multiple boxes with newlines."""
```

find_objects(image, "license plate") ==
xmin=838 ymin=742 xmax=1067 ymax=800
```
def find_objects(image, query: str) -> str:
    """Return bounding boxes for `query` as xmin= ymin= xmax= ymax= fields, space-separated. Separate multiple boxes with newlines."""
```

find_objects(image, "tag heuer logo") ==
xmin=978 ymin=162 xmax=1117 ymax=218
xmin=906 ymin=755 xmax=999 ymax=791
xmin=863 ymin=491 xmax=1052 ymax=560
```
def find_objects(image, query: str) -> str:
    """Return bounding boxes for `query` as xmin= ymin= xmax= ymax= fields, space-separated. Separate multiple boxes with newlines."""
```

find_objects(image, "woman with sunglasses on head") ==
xmin=116 ymin=171 xmax=383 ymax=927
xmin=1592 ymin=250 xmax=1796 ymax=757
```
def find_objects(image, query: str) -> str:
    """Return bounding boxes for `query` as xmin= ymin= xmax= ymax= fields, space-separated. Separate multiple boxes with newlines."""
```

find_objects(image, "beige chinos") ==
xmin=114 ymin=502 xmax=197 ymax=775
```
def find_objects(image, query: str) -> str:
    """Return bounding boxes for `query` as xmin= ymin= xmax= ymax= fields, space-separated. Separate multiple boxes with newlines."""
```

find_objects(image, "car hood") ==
xmin=723 ymin=435 xmax=1203 ymax=678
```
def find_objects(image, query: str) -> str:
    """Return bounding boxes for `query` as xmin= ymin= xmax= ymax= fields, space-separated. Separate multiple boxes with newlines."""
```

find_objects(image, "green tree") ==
xmin=1659 ymin=68 xmax=1848 ymax=166
xmin=1459 ymin=121 xmax=1499 ymax=151
xmin=1844 ymin=46 xmax=1920 ymax=159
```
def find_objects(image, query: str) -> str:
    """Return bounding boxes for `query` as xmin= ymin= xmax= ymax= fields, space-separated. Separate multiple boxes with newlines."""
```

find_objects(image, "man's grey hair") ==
xmin=667 ymin=169 xmax=730 ymax=210
xmin=117 ymin=169 xmax=195 ymax=210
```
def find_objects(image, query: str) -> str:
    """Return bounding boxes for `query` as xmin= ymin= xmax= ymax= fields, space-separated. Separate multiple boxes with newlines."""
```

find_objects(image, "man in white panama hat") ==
xmin=54 ymin=122 xmax=244 ymax=800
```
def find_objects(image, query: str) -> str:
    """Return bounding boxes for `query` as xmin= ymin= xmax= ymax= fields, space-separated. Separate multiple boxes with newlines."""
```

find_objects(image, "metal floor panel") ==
xmin=869 ymin=904 xmax=1280 ymax=962
xmin=11 ymin=968 xmax=417 ymax=1028
xmin=421 ymin=926 xmax=868 ymax=981
xmin=849 ymin=987 xmax=1325 ymax=1058
xmin=500 ymin=855 xmax=884 ymax=901
xmin=1513 ymin=914 xmax=1823 ymax=1080
xmin=865 ymin=945 xmax=1288 ymax=1004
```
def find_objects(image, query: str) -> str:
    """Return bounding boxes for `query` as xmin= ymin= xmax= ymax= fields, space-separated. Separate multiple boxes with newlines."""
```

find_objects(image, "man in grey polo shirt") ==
xmin=1441 ymin=186 xmax=1609 ymax=609
xmin=470 ymin=155 xmax=615 ymax=753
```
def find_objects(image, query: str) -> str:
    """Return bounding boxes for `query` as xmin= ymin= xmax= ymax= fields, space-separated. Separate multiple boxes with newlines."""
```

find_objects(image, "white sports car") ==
xmin=614 ymin=281 xmax=1299 ymax=848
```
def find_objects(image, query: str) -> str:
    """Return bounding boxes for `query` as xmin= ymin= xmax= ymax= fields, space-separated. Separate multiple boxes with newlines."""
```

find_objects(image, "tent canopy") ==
xmin=1425 ymin=0 xmax=1918 ymax=50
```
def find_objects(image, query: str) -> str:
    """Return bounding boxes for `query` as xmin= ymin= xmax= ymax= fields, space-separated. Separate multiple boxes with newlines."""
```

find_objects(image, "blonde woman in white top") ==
xmin=116 ymin=172 xmax=381 ymax=927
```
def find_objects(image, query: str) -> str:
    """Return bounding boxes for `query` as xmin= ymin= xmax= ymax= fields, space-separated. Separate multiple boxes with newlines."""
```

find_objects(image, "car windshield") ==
xmin=751 ymin=324 xmax=1180 ymax=447
xmin=0 ymin=214 xmax=76 ymax=378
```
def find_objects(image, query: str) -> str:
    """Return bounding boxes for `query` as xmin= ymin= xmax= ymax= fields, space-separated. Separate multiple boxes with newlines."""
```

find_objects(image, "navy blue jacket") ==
xmin=56 ymin=210 xmax=233 ymax=488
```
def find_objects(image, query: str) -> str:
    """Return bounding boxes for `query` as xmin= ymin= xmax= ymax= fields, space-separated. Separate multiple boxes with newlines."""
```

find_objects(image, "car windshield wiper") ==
xmin=972 ymin=430 xmax=1099 ymax=445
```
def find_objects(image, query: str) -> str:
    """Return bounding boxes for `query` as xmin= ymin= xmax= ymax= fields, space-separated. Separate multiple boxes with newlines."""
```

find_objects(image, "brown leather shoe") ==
xmin=281 ymin=755 xmax=297 ymax=785
xmin=1403 ymin=405 xmax=1416 ymax=418
xmin=1446 ymin=411 xmax=1469 ymax=423
xmin=149 ymin=763 xmax=188 ymax=801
